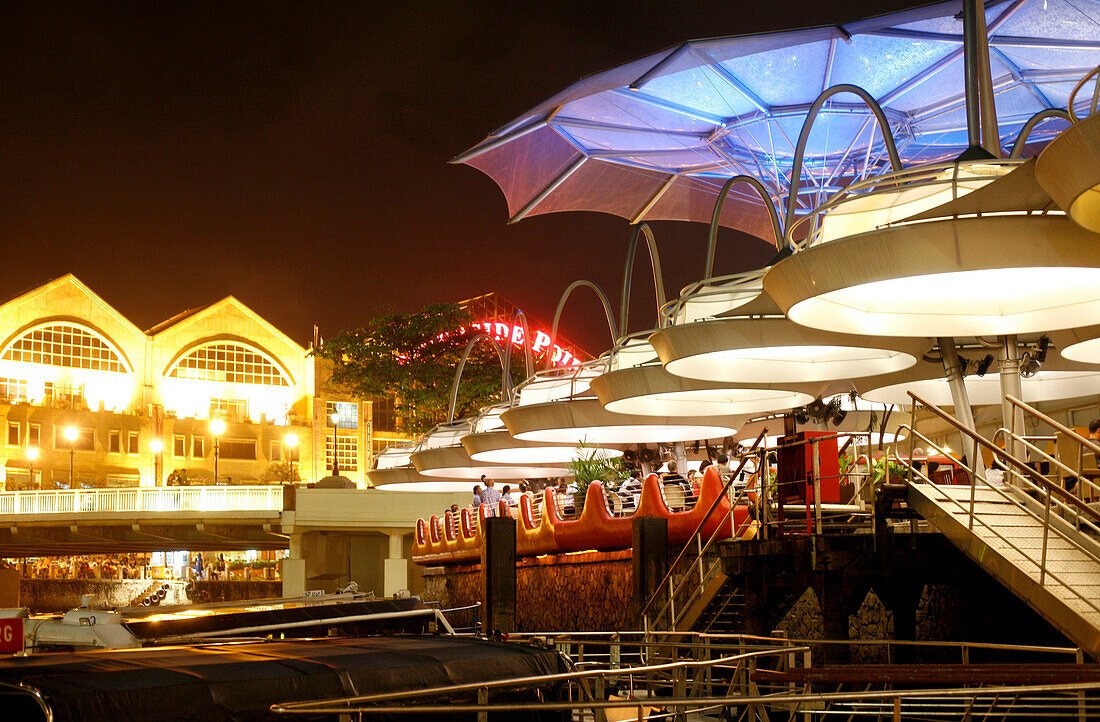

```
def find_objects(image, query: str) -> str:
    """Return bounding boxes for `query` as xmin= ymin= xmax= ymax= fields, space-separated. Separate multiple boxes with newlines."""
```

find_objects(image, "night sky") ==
xmin=0 ymin=0 xmax=927 ymax=353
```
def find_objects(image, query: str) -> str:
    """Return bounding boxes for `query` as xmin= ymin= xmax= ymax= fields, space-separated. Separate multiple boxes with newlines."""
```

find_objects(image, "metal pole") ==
xmin=69 ymin=443 xmax=74 ymax=489
xmin=961 ymin=0 xmax=983 ymax=150
xmin=974 ymin=0 xmax=1001 ymax=156
xmin=938 ymin=338 xmax=985 ymax=477
xmin=1000 ymin=335 xmax=1026 ymax=468
xmin=214 ymin=438 xmax=219 ymax=484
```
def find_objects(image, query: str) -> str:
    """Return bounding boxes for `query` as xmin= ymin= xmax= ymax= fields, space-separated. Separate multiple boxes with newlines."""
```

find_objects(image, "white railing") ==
xmin=0 ymin=485 xmax=283 ymax=516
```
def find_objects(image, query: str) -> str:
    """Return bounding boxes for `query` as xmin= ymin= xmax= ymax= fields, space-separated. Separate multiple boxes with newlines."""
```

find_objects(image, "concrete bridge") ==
xmin=0 ymin=485 xmax=466 ymax=598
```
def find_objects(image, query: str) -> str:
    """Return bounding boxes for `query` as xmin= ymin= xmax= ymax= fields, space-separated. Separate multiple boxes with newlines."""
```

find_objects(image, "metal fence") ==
xmin=0 ymin=485 xmax=283 ymax=515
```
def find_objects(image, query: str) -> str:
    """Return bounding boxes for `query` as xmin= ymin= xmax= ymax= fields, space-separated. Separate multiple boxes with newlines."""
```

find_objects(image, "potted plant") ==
xmin=566 ymin=443 xmax=624 ymax=516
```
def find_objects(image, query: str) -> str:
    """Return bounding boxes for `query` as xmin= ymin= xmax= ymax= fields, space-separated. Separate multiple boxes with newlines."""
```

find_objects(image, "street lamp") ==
xmin=150 ymin=438 xmax=163 ymax=486
xmin=284 ymin=432 xmax=299 ymax=462
xmin=209 ymin=418 xmax=226 ymax=484
xmin=329 ymin=411 xmax=340 ymax=474
xmin=63 ymin=426 xmax=78 ymax=489
xmin=26 ymin=447 xmax=39 ymax=489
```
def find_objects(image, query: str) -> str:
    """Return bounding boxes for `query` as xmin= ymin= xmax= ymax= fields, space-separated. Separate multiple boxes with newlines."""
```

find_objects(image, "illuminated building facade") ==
xmin=0 ymin=275 xmax=371 ymax=489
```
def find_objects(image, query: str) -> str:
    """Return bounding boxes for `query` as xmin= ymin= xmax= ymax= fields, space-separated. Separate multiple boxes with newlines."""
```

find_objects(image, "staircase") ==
xmin=901 ymin=392 xmax=1100 ymax=659
xmin=693 ymin=578 xmax=745 ymax=634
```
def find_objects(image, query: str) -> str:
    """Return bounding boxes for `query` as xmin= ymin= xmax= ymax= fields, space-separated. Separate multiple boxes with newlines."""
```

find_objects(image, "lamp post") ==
xmin=284 ymin=432 xmax=299 ymax=463
xmin=150 ymin=438 xmax=163 ymax=487
xmin=209 ymin=418 xmax=226 ymax=485
xmin=63 ymin=426 xmax=78 ymax=489
xmin=329 ymin=411 xmax=340 ymax=474
xmin=26 ymin=447 xmax=39 ymax=489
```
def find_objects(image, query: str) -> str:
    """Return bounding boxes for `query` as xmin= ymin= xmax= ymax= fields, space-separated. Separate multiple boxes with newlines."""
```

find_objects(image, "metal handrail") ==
xmin=896 ymin=424 xmax=1100 ymax=580
xmin=640 ymin=430 xmax=766 ymax=630
xmin=0 ymin=485 xmax=283 ymax=516
xmin=1068 ymin=65 xmax=1100 ymax=122
xmin=659 ymin=268 xmax=767 ymax=325
xmin=897 ymin=393 xmax=1100 ymax=615
xmin=786 ymin=158 xmax=1028 ymax=251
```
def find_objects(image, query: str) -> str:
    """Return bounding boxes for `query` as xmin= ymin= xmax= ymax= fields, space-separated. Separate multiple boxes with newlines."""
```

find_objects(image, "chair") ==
xmin=608 ymin=492 xmax=623 ymax=516
xmin=662 ymin=484 xmax=685 ymax=511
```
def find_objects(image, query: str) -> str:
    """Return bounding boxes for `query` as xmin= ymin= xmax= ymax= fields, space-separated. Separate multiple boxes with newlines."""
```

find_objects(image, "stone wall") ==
xmin=422 ymin=550 xmax=633 ymax=632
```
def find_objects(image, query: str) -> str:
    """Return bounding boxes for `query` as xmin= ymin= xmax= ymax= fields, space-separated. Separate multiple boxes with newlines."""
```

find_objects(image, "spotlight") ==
xmin=1020 ymin=352 xmax=1041 ymax=378
xmin=830 ymin=408 xmax=848 ymax=427
xmin=1036 ymin=335 xmax=1051 ymax=363
xmin=958 ymin=357 xmax=971 ymax=375
xmin=975 ymin=354 xmax=995 ymax=377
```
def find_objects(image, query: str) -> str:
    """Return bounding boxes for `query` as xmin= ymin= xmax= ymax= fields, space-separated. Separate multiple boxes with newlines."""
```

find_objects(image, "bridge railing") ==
xmin=0 ymin=485 xmax=284 ymax=515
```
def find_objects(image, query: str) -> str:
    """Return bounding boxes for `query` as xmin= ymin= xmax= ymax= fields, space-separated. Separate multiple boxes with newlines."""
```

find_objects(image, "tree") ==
xmin=316 ymin=303 xmax=525 ymax=436
xmin=260 ymin=461 xmax=302 ymax=484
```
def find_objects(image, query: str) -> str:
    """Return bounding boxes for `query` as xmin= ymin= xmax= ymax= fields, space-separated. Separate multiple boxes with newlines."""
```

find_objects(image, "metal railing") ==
xmin=640 ymin=430 xmax=767 ymax=638
xmin=0 ymin=485 xmax=283 ymax=516
xmin=896 ymin=391 xmax=1100 ymax=617
xmin=1069 ymin=65 xmax=1100 ymax=122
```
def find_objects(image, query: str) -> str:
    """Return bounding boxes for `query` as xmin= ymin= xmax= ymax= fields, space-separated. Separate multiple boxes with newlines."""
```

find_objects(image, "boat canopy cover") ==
xmin=0 ymin=635 xmax=568 ymax=721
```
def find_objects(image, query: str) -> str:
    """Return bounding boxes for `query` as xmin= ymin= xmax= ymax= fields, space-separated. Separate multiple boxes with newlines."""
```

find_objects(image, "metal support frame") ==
xmin=705 ymin=176 xmax=784 ymax=277
xmin=619 ymin=223 xmax=667 ymax=338
xmin=783 ymin=84 xmax=903 ymax=236
xmin=499 ymin=308 xmax=535 ymax=383
xmin=447 ymin=333 xmax=509 ymax=422
xmin=999 ymin=335 xmax=1025 ymax=464
xmin=548 ymin=280 xmax=618 ymax=370
xmin=936 ymin=337 xmax=984 ymax=476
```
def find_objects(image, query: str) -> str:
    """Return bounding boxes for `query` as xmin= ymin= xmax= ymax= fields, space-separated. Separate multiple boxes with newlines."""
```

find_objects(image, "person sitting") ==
xmin=618 ymin=468 xmax=643 ymax=511
xmin=501 ymin=485 xmax=514 ymax=505
xmin=662 ymin=461 xmax=688 ymax=490
xmin=555 ymin=481 xmax=575 ymax=517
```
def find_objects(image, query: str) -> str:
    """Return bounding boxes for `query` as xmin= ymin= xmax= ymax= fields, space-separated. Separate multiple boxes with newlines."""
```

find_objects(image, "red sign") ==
xmin=0 ymin=618 xmax=22 ymax=654
xmin=471 ymin=322 xmax=580 ymax=367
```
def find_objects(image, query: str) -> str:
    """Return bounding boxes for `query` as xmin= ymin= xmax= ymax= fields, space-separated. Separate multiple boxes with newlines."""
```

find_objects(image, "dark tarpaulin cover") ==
xmin=0 ymin=635 xmax=568 ymax=721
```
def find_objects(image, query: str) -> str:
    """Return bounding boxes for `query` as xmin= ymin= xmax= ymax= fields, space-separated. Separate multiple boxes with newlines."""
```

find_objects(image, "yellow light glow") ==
xmin=209 ymin=418 xmax=226 ymax=436
xmin=150 ymin=439 xmax=163 ymax=453
xmin=284 ymin=433 xmax=299 ymax=448
xmin=63 ymin=426 xmax=79 ymax=442
xmin=26 ymin=447 xmax=39 ymax=461
xmin=789 ymin=267 xmax=1100 ymax=337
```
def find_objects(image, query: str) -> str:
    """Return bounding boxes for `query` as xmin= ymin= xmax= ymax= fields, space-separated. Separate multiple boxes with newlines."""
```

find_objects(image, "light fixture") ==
xmin=284 ymin=433 xmax=298 ymax=449
xmin=26 ymin=447 xmax=39 ymax=461
xmin=1036 ymin=335 xmax=1051 ymax=364
xmin=462 ymin=430 xmax=623 ymax=466
xmin=1035 ymin=101 xmax=1100 ymax=234
xmin=1020 ymin=352 xmax=1041 ymax=378
xmin=861 ymin=368 xmax=1100 ymax=406
xmin=652 ymin=316 xmax=924 ymax=384
xmin=408 ymin=419 xmax=564 ymax=481
xmin=209 ymin=418 xmax=226 ymax=436
xmin=150 ymin=439 xmax=164 ymax=453
xmin=1060 ymin=324 xmax=1100 ymax=365
xmin=63 ymin=426 xmax=79 ymax=443
xmin=591 ymin=363 xmax=819 ymax=417
xmin=975 ymin=354 xmax=995 ymax=377
xmin=501 ymin=398 xmax=738 ymax=444
xmin=766 ymin=160 xmax=1100 ymax=338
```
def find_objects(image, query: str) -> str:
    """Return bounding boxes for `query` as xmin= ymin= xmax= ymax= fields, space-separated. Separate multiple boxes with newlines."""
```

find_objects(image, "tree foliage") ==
xmin=260 ymin=460 xmax=303 ymax=484
xmin=317 ymin=303 xmax=526 ymax=435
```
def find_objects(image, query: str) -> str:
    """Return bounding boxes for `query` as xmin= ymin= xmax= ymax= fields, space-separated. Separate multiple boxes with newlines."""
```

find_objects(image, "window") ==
xmin=169 ymin=342 xmax=289 ymax=386
xmin=173 ymin=434 xmax=186 ymax=457
xmin=44 ymin=381 xmax=84 ymax=406
xmin=128 ymin=432 xmax=139 ymax=454
xmin=270 ymin=440 xmax=281 ymax=461
xmin=372 ymin=438 xmax=395 ymax=455
xmin=219 ymin=439 xmax=256 ymax=460
xmin=326 ymin=435 xmax=358 ymax=472
xmin=371 ymin=394 xmax=397 ymax=432
xmin=192 ymin=435 xmax=205 ymax=458
xmin=326 ymin=401 xmax=358 ymax=429
xmin=7 ymin=422 xmax=19 ymax=446
xmin=109 ymin=430 xmax=121 ymax=453
xmin=210 ymin=398 xmax=248 ymax=423
xmin=28 ymin=424 xmax=40 ymax=447
xmin=2 ymin=323 xmax=128 ymax=372
xmin=0 ymin=378 xmax=28 ymax=403
xmin=54 ymin=427 xmax=93 ymax=451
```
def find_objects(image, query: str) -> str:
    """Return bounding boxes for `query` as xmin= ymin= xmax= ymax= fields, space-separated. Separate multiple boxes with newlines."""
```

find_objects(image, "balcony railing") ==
xmin=0 ymin=485 xmax=283 ymax=516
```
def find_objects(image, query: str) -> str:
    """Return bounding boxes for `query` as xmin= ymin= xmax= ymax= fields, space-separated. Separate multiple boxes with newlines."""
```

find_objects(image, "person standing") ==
xmin=471 ymin=484 xmax=483 ymax=508
xmin=481 ymin=477 xmax=502 ymax=515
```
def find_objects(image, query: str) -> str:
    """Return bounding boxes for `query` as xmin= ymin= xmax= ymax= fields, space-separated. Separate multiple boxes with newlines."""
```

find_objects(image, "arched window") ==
xmin=168 ymin=342 xmax=290 ymax=387
xmin=2 ymin=323 xmax=129 ymax=373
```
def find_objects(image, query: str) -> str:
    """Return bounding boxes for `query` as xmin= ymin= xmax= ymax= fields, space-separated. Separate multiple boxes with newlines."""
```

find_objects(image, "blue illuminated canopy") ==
xmin=456 ymin=0 xmax=1100 ymax=241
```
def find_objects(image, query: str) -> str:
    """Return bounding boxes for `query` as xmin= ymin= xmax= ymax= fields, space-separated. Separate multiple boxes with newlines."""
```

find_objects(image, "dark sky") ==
xmin=0 ymin=0 xmax=927 ymax=352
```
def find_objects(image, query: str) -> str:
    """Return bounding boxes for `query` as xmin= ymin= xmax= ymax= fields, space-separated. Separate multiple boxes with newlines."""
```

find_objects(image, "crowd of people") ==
xmin=445 ymin=454 xmax=755 ymax=522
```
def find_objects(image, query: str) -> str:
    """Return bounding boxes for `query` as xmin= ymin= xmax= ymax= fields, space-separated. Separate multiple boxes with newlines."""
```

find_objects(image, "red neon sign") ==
xmin=471 ymin=322 xmax=580 ymax=367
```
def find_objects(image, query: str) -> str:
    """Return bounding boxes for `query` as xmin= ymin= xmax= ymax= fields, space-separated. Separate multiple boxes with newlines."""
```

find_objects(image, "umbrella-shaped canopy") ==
xmin=455 ymin=0 xmax=1099 ymax=240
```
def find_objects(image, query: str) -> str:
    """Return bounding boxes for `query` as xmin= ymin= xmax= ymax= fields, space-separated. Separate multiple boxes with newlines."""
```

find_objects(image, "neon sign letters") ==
xmin=471 ymin=322 xmax=579 ymax=367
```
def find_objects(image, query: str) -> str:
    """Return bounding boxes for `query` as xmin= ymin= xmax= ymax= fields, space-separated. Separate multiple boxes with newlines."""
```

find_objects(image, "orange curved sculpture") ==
xmin=412 ymin=465 xmax=752 ymax=565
